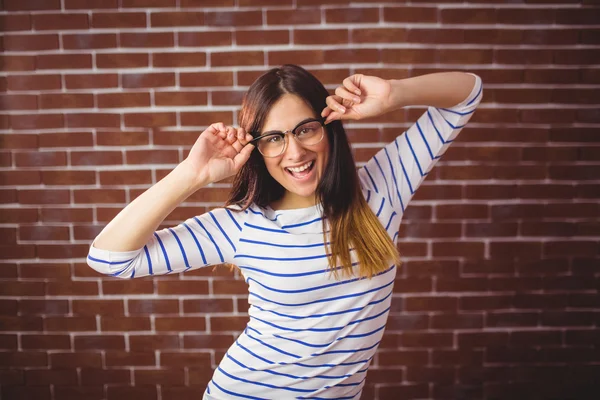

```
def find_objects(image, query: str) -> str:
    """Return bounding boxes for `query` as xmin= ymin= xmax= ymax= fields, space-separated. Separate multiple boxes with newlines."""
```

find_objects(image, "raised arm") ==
xmin=87 ymin=123 xmax=254 ymax=277
xmin=322 ymin=72 xmax=483 ymax=214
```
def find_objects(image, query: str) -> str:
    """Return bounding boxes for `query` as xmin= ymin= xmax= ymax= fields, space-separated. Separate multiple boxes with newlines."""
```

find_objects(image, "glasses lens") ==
xmin=257 ymin=134 xmax=285 ymax=157
xmin=294 ymin=120 xmax=323 ymax=145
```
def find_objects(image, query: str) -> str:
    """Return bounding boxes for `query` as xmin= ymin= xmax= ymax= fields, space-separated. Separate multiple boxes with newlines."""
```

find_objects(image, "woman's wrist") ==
xmin=386 ymin=78 xmax=410 ymax=111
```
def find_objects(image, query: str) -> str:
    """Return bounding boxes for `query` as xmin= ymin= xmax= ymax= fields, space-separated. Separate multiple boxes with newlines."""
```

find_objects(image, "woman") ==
xmin=88 ymin=64 xmax=482 ymax=399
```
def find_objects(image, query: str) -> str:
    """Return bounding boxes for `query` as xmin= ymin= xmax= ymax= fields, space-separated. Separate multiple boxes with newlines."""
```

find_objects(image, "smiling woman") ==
xmin=87 ymin=64 xmax=482 ymax=399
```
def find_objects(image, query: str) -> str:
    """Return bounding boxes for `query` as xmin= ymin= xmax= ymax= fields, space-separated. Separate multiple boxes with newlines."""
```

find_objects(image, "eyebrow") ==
xmin=260 ymin=117 xmax=317 ymax=135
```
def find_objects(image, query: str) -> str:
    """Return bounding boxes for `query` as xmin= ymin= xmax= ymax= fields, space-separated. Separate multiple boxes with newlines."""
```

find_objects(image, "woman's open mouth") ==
xmin=285 ymin=160 xmax=315 ymax=180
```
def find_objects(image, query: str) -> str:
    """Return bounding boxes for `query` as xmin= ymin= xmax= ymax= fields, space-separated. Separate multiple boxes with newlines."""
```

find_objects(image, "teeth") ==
xmin=287 ymin=161 xmax=313 ymax=173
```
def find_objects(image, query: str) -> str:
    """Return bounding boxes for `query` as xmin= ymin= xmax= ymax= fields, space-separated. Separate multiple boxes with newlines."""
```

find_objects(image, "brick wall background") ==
xmin=1 ymin=0 xmax=599 ymax=399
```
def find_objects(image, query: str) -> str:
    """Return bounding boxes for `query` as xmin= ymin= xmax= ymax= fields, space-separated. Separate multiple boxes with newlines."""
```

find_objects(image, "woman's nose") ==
xmin=284 ymin=133 xmax=307 ymax=159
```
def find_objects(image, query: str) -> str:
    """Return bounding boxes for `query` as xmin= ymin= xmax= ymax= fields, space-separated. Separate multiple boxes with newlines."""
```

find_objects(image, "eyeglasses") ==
xmin=249 ymin=117 xmax=326 ymax=158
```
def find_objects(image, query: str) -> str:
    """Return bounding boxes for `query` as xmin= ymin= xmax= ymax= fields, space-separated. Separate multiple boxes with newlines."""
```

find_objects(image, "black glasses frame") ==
xmin=248 ymin=117 xmax=326 ymax=157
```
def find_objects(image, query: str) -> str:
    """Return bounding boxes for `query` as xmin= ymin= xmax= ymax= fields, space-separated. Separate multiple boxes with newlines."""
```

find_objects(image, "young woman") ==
xmin=88 ymin=64 xmax=482 ymax=399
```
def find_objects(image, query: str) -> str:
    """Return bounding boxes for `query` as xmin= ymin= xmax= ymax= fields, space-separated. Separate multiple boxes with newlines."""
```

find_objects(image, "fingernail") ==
xmin=355 ymin=89 xmax=361 ymax=95
xmin=338 ymin=105 xmax=346 ymax=113
xmin=354 ymin=97 xmax=361 ymax=103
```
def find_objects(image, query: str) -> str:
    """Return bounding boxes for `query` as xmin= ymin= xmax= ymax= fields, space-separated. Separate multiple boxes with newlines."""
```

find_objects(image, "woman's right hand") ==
xmin=182 ymin=122 xmax=255 ymax=187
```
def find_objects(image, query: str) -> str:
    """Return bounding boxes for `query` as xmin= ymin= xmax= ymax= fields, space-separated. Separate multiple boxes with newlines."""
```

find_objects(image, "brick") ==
xmin=22 ymin=334 xmax=71 ymax=350
xmin=11 ymin=114 xmax=64 ymax=130
xmin=0 ymin=134 xmax=38 ymax=149
xmin=0 ymin=228 xmax=17 ymax=244
xmin=62 ymin=33 xmax=117 ymax=49
xmin=72 ymin=300 xmax=124 ymax=316
xmin=1 ymin=55 xmax=35 ymax=71
xmin=155 ymin=91 xmax=207 ymax=106
xmin=96 ymin=53 xmax=149 ymax=69
xmin=99 ymin=170 xmax=152 ymax=185
xmin=269 ymin=50 xmax=324 ymax=66
xmin=74 ymin=335 xmax=125 ymax=350
xmin=180 ymin=111 xmax=233 ymax=127
xmin=40 ymin=132 xmax=93 ymax=148
xmin=97 ymin=131 xmax=149 ymax=146
xmin=205 ymin=11 xmax=261 ymax=26
xmin=126 ymin=150 xmax=179 ymax=165
xmin=8 ymin=74 xmax=61 ymax=91
xmin=154 ymin=316 xmax=206 ymax=332
xmin=382 ymin=48 xmax=436 ymax=64
xmin=436 ymin=204 xmax=489 ymax=220
xmin=402 ymin=332 xmax=453 ymax=348
xmin=326 ymin=7 xmax=379 ymax=23
xmin=46 ymin=281 xmax=99 ymax=296
xmin=92 ymin=12 xmax=146 ymax=28
xmin=20 ymin=226 xmax=70 ymax=241
xmin=101 ymin=317 xmax=151 ymax=331
xmin=65 ymin=73 xmax=118 ymax=89
xmin=66 ymin=113 xmax=120 ymax=128
xmin=211 ymin=90 xmax=245 ymax=106
xmin=107 ymin=385 xmax=158 ymax=399
xmin=0 ymin=209 xmax=39 ymax=223
xmin=125 ymin=300 xmax=178 ymax=316
xmin=236 ymin=30 xmax=288 ymax=46
xmin=160 ymin=351 xmax=211 ymax=367
xmin=97 ymin=92 xmax=151 ymax=108
xmin=180 ymin=71 xmax=233 ymax=87
xmin=179 ymin=31 xmax=232 ymax=47
xmin=122 ymin=0 xmax=176 ymax=6
xmin=1 ymin=387 xmax=50 ymax=400
xmin=105 ymin=351 xmax=155 ymax=366
xmin=150 ymin=11 xmax=204 ymax=27
xmin=81 ymin=368 xmax=131 ymax=385
xmin=124 ymin=112 xmax=176 ymax=128
xmin=212 ymin=280 xmax=248 ymax=295
xmin=39 ymin=93 xmax=94 ymax=109
xmin=64 ymin=0 xmax=118 ymax=8
xmin=120 ymin=32 xmax=174 ymax=48
xmin=33 ymin=13 xmax=89 ymax=30
xmin=212 ymin=51 xmax=264 ymax=67
xmin=267 ymin=9 xmax=321 ymax=25
xmin=180 ymin=0 xmax=233 ymax=6
xmin=41 ymin=208 xmax=93 ymax=223
xmin=183 ymin=299 xmax=233 ymax=314
xmin=44 ymin=317 xmax=97 ymax=332
xmin=153 ymin=52 xmax=207 ymax=67
xmin=384 ymin=6 xmax=437 ymax=23
xmin=19 ymin=299 xmax=69 ymax=315
xmin=4 ymin=34 xmax=59 ymax=51
xmin=0 ymin=14 xmax=32 ymax=31
xmin=135 ymin=368 xmax=185 ymax=385
xmin=54 ymin=386 xmax=105 ymax=399
xmin=405 ymin=296 xmax=458 ymax=312
xmin=122 ymin=72 xmax=175 ymax=88
xmin=71 ymin=151 xmax=124 ymax=166
xmin=36 ymin=54 xmax=92 ymax=70
xmin=326 ymin=48 xmax=380 ymax=64
xmin=210 ymin=316 xmax=247 ymax=332
xmin=156 ymin=280 xmax=209 ymax=295
xmin=130 ymin=335 xmax=180 ymax=351
xmin=441 ymin=8 xmax=496 ymax=24
xmin=42 ymin=170 xmax=95 ymax=185
xmin=0 ymin=94 xmax=37 ymax=110
xmin=4 ymin=0 xmax=60 ymax=10
xmin=352 ymin=28 xmax=407 ymax=44
xmin=432 ymin=241 xmax=485 ymax=258
xmin=0 ymin=170 xmax=41 ymax=185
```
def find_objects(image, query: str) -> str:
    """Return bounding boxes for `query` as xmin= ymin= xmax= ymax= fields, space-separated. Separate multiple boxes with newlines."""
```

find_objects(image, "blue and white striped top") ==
xmin=88 ymin=74 xmax=482 ymax=399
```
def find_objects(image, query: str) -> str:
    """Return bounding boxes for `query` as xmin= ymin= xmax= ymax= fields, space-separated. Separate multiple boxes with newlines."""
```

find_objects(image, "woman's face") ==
xmin=260 ymin=94 xmax=330 ymax=209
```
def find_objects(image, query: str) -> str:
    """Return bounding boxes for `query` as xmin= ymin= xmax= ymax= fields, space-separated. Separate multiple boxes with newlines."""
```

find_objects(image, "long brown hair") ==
xmin=226 ymin=64 xmax=400 ymax=279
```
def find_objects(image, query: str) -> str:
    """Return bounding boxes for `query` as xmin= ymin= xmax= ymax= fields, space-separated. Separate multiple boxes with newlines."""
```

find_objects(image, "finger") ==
xmin=321 ymin=106 xmax=333 ymax=118
xmin=233 ymin=143 xmax=255 ymax=170
xmin=335 ymin=86 xmax=361 ymax=104
xmin=344 ymin=75 xmax=362 ymax=96
xmin=326 ymin=95 xmax=346 ymax=114
xmin=225 ymin=126 xmax=238 ymax=145
xmin=324 ymin=111 xmax=342 ymax=125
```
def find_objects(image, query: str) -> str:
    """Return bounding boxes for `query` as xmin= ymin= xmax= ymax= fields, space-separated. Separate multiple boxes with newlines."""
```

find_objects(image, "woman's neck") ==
xmin=270 ymin=192 xmax=318 ymax=210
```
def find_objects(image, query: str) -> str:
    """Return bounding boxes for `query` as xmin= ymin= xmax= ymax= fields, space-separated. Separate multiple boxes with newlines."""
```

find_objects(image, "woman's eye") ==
xmin=266 ymin=135 xmax=282 ymax=143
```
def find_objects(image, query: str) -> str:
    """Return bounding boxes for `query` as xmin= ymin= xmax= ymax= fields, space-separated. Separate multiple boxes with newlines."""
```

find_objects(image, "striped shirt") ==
xmin=88 ymin=74 xmax=483 ymax=399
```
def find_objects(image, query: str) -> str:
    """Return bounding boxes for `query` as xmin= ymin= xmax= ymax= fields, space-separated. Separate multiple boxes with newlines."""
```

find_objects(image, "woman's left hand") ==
xmin=321 ymin=74 xmax=393 ymax=125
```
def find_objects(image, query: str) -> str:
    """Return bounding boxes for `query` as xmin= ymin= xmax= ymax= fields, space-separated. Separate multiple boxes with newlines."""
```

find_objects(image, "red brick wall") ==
xmin=1 ymin=1 xmax=599 ymax=399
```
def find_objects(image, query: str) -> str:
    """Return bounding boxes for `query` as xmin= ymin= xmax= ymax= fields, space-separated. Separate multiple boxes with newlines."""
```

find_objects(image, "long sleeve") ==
xmin=87 ymin=207 xmax=245 ymax=279
xmin=358 ymin=73 xmax=483 ymax=215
